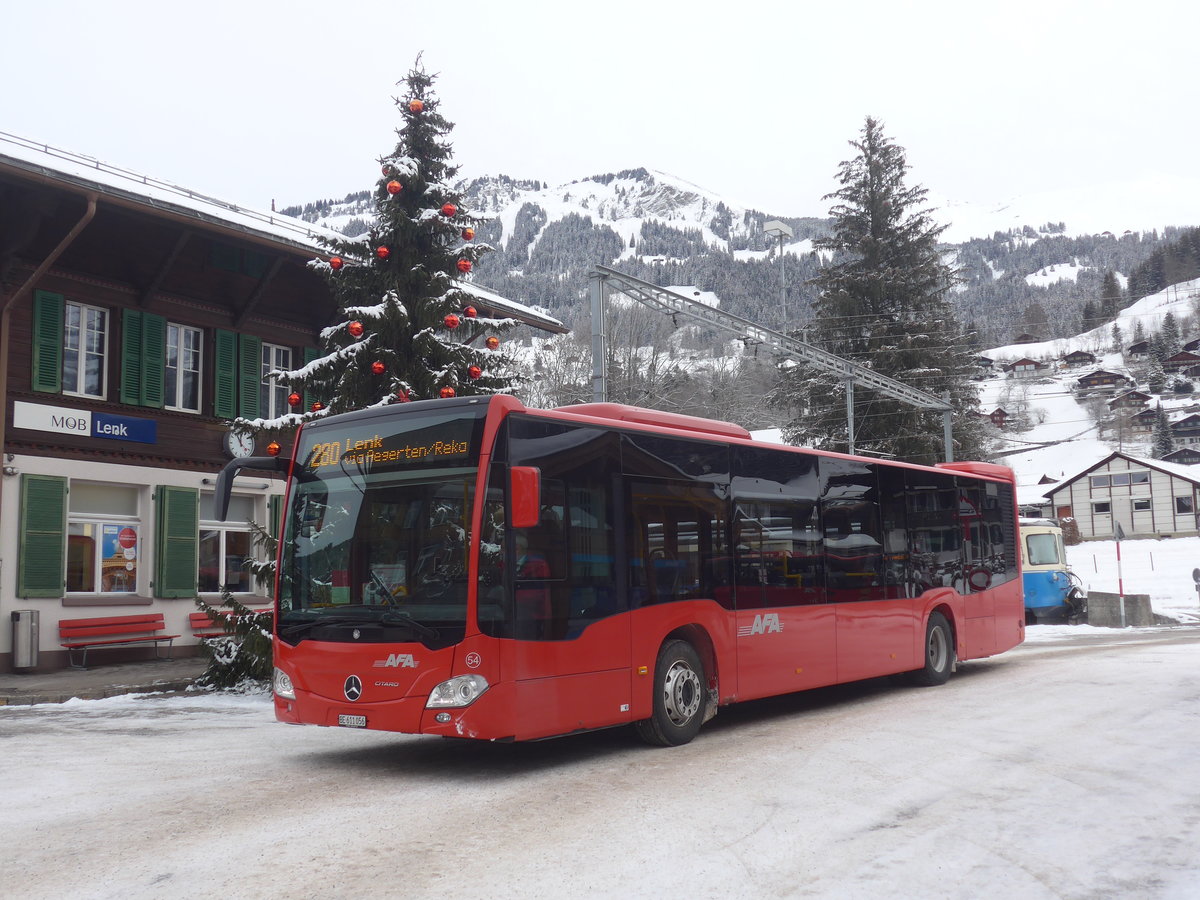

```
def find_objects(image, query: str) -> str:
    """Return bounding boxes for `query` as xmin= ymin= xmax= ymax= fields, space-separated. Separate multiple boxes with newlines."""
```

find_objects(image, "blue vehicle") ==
xmin=1019 ymin=519 xmax=1087 ymax=624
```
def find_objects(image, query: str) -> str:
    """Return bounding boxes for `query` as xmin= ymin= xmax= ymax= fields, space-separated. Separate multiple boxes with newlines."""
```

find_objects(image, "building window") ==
xmin=1090 ymin=475 xmax=1110 ymax=488
xmin=67 ymin=483 xmax=140 ymax=593
xmin=1133 ymin=498 xmax=1152 ymax=512
xmin=1176 ymin=496 xmax=1194 ymax=515
xmin=63 ymin=301 xmax=108 ymax=398
xmin=1092 ymin=501 xmax=1111 ymax=514
xmin=165 ymin=323 xmax=202 ymax=412
xmin=1131 ymin=472 xmax=1150 ymax=485
xmin=261 ymin=343 xmax=292 ymax=420
xmin=1111 ymin=473 xmax=1130 ymax=486
xmin=198 ymin=493 xmax=260 ymax=594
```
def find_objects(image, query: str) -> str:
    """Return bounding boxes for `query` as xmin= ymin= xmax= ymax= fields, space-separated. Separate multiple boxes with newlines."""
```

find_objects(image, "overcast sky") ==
xmin=4 ymin=0 xmax=1196 ymax=220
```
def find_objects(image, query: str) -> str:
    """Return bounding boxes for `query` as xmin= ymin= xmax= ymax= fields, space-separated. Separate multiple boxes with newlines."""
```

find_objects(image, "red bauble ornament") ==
xmin=287 ymin=392 xmax=301 ymax=408
xmin=463 ymin=306 xmax=478 ymax=318
xmin=409 ymin=99 xmax=424 ymax=113
xmin=443 ymin=314 xmax=461 ymax=329
xmin=386 ymin=180 xmax=402 ymax=195
xmin=456 ymin=259 xmax=472 ymax=273
xmin=381 ymin=164 xmax=393 ymax=175
xmin=468 ymin=365 xmax=483 ymax=380
xmin=462 ymin=227 xmax=475 ymax=241
xmin=441 ymin=203 xmax=457 ymax=217
xmin=371 ymin=361 xmax=385 ymax=375
xmin=485 ymin=336 xmax=500 ymax=351
xmin=266 ymin=441 xmax=281 ymax=457
xmin=396 ymin=389 xmax=410 ymax=403
xmin=347 ymin=321 xmax=364 ymax=338
xmin=329 ymin=256 xmax=344 ymax=270
xmin=439 ymin=386 xmax=457 ymax=399
xmin=376 ymin=246 xmax=390 ymax=260
xmin=311 ymin=401 xmax=324 ymax=412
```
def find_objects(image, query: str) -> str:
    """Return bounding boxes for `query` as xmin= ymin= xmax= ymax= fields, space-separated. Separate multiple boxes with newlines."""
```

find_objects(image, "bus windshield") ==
xmin=277 ymin=403 xmax=488 ymax=650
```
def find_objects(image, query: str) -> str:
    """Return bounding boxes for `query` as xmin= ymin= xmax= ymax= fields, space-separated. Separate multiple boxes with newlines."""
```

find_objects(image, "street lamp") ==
xmin=763 ymin=219 xmax=793 ymax=329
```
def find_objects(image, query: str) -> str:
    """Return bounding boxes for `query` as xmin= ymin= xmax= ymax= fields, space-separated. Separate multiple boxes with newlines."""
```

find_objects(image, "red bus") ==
xmin=218 ymin=395 xmax=1024 ymax=746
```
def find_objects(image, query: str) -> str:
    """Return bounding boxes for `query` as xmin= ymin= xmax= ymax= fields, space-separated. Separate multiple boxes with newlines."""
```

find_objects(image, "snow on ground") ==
xmin=3 ymin=628 xmax=1198 ymax=899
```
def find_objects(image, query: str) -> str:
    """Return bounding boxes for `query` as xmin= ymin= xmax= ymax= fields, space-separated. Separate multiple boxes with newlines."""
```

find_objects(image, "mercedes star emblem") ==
xmin=344 ymin=675 xmax=363 ymax=702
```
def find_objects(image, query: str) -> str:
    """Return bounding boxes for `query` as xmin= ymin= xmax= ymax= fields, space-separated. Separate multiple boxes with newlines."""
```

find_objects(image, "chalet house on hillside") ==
xmin=1163 ymin=351 xmax=1200 ymax=373
xmin=1074 ymin=369 xmax=1133 ymax=393
xmin=1013 ymin=333 xmax=1042 ymax=345
xmin=1162 ymin=447 xmax=1200 ymax=465
xmin=1043 ymin=451 xmax=1200 ymax=540
xmin=979 ymin=407 xmax=1009 ymax=428
xmin=1108 ymin=390 xmax=1152 ymax=411
xmin=1183 ymin=338 xmax=1200 ymax=353
xmin=0 ymin=134 xmax=565 ymax=672
xmin=1126 ymin=340 xmax=1150 ymax=358
xmin=1130 ymin=407 xmax=1159 ymax=433
xmin=1170 ymin=414 xmax=1200 ymax=445
xmin=1005 ymin=357 xmax=1047 ymax=377
xmin=1062 ymin=350 xmax=1097 ymax=367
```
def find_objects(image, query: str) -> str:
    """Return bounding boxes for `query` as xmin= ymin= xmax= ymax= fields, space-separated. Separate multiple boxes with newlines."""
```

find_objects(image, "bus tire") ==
xmin=907 ymin=612 xmax=954 ymax=687
xmin=635 ymin=639 xmax=706 ymax=747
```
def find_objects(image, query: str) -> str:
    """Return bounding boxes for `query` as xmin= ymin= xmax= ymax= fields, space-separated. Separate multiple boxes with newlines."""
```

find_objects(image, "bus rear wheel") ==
xmin=636 ymin=639 xmax=706 ymax=747
xmin=907 ymin=612 xmax=954 ymax=687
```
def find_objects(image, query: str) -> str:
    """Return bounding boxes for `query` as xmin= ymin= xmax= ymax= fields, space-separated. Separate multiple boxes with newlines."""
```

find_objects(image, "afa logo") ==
xmin=737 ymin=613 xmax=783 ymax=637
xmin=373 ymin=653 xmax=417 ymax=668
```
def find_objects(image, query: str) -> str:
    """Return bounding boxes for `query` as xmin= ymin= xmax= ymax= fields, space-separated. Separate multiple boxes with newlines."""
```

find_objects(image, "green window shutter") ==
xmin=18 ymin=475 xmax=67 ymax=597
xmin=269 ymin=493 xmax=283 ymax=541
xmin=121 ymin=309 xmax=144 ymax=405
xmin=302 ymin=346 xmax=321 ymax=411
xmin=31 ymin=291 xmax=64 ymax=394
xmin=214 ymin=329 xmax=238 ymax=419
xmin=140 ymin=312 xmax=166 ymax=408
xmin=155 ymin=485 xmax=199 ymax=598
xmin=238 ymin=334 xmax=262 ymax=419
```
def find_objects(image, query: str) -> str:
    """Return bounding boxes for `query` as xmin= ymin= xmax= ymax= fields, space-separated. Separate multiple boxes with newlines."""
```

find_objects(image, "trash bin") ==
xmin=12 ymin=609 xmax=39 ymax=671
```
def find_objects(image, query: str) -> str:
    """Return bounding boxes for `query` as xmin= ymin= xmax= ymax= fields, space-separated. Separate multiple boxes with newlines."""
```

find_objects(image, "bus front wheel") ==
xmin=636 ymin=639 xmax=706 ymax=747
xmin=906 ymin=612 xmax=955 ymax=687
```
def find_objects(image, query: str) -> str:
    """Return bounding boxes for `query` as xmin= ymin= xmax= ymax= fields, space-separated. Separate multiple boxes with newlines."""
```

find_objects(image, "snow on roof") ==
xmin=0 ymin=130 xmax=567 ymax=334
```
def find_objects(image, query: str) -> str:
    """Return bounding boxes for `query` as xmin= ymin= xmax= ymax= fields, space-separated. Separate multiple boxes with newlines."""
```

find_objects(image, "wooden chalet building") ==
xmin=1170 ymin=414 xmax=1200 ymax=445
xmin=1126 ymin=340 xmax=1150 ymax=358
xmin=1013 ymin=333 xmax=1042 ymax=345
xmin=1062 ymin=349 xmax=1096 ymax=367
xmin=1043 ymin=451 xmax=1200 ymax=540
xmin=1130 ymin=407 xmax=1159 ymax=433
xmin=1074 ymin=369 xmax=1133 ymax=394
xmin=1163 ymin=351 xmax=1200 ymax=373
xmin=1108 ymin=390 xmax=1151 ymax=410
xmin=1162 ymin=447 xmax=1200 ymax=466
xmin=1005 ymin=357 xmax=1047 ymax=378
xmin=0 ymin=134 xmax=565 ymax=672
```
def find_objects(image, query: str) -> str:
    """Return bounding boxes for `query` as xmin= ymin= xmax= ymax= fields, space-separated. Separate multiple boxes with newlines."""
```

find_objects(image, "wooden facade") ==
xmin=0 ymin=136 xmax=563 ymax=672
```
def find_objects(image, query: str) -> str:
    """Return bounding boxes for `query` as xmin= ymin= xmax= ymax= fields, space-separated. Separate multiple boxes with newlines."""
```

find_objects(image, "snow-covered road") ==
xmin=3 ymin=627 xmax=1199 ymax=900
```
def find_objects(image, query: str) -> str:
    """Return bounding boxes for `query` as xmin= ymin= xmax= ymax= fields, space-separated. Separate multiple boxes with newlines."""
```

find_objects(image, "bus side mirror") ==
xmin=510 ymin=466 xmax=541 ymax=528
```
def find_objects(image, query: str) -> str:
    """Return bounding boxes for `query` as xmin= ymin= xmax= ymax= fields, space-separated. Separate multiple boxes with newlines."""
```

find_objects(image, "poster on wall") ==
xmin=101 ymin=524 xmax=138 ymax=592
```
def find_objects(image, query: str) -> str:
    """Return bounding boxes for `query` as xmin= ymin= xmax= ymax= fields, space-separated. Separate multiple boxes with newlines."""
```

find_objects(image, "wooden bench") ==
xmin=189 ymin=608 xmax=273 ymax=640
xmin=59 ymin=613 xmax=180 ymax=669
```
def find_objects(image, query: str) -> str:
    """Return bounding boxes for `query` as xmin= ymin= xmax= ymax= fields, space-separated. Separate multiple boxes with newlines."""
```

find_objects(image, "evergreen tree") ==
xmin=1111 ymin=322 xmax=1123 ymax=352
xmin=239 ymin=61 xmax=513 ymax=432
xmin=1133 ymin=319 xmax=1146 ymax=343
xmin=1153 ymin=403 xmax=1175 ymax=458
xmin=1100 ymin=270 xmax=1123 ymax=320
xmin=1162 ymin=311 xmax=1181 ymax=356
xmin=773 ymin=117 xmax=983 ymax=463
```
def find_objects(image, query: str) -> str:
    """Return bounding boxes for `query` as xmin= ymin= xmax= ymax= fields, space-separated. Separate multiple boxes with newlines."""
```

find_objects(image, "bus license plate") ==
xmin=338 ymin=714 xmax=367 ymax=728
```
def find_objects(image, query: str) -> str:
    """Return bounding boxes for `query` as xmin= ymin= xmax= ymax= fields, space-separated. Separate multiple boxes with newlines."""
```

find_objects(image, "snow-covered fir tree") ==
xmin=237 ymin=61 xmax=514 ymax=434
xmin=773 ymin=117 xmax=983 ymax=463
xmin=1153 ymin=403 xmax=1175 ymax=458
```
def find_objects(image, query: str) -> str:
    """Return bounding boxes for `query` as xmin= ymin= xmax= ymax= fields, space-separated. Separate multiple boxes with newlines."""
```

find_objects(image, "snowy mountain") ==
xmin=285 ymin=167 xmax=1199 ymax=349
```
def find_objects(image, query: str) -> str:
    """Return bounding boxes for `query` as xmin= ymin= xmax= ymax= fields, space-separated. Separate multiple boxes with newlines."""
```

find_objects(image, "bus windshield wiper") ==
xmin=380 ymin=609 xmax=439 ymax=641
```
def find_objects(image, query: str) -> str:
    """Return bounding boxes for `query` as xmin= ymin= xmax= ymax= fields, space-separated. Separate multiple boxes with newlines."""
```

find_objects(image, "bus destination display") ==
xmin=301 ymin=415 xmax=479 ymax=472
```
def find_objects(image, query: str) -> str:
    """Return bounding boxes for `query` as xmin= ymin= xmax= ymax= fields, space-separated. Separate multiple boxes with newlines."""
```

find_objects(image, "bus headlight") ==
xmin=426 ymin=674 xmax=489 ymax=708
xmin=273 ymin=667 xmax=296 ymax=700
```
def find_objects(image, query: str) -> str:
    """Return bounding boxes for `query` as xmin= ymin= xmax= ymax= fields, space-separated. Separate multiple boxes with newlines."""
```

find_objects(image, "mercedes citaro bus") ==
xmin=217 ymin=395 xmax=1023 ymax=746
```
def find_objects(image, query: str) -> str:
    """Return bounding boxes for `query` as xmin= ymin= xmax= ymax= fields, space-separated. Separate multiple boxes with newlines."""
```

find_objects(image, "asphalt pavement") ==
xmin=0 ymin=656 xmax=210 ymax=706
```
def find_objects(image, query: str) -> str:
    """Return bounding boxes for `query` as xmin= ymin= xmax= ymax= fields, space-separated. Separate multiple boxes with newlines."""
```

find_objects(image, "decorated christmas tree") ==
xmin=238 ymin=61 xmax=513 ymax=435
